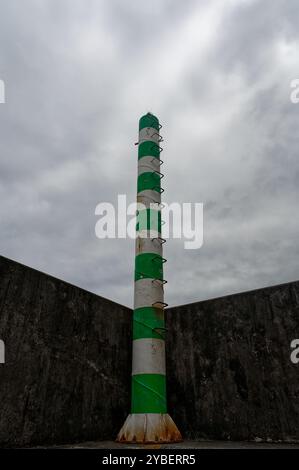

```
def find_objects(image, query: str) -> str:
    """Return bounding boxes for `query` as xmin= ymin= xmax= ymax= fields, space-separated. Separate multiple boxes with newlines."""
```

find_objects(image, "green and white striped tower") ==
xmin=117 ymin=113 xmax=182 ymax=443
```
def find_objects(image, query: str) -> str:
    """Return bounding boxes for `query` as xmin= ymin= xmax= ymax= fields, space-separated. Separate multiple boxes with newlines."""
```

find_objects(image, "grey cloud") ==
xmin=0 ymin=0 xmax=298 ymax=307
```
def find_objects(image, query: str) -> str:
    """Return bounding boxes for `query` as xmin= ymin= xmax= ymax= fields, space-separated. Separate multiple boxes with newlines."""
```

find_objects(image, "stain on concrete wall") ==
xmin=166 ymin=282 xmax=299 ymax=441
xmin=0 ymin=256 xmax=132 ymax=447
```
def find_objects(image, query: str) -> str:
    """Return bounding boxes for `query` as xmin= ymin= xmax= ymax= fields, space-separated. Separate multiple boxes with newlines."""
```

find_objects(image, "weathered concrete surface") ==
xmin=1 ymin=254 xmax=299 ymax=446
xmin=166 ymin=282 xmax=299 ymax=442
xmin=39 ymin=439 xmax=299 ymax=449
xmin=0 ymin=255 xmax=132 ymax=447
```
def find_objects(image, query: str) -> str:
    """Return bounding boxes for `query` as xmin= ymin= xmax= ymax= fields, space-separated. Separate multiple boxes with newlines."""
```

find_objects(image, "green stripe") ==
xmin=139 ymin=113 xmax=159 ymax=132
xmin=135 ymin=253 xmax=163 ymax=281
xmin=133 ymin=307 xmax=165 ymax=340
xmin=137 ymin=172 xmax=161 ymax=194
xmin=131 ymin=374 xmax=167 ymax=413
xmin=138 ymin=141 xmax=160 ymax=160
xmin=136 ymin=208 xmax=161 ymax=233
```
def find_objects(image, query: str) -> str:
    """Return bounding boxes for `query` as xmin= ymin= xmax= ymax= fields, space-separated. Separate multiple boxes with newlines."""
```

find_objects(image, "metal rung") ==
xmin=152 ymin=186 xmax=164 ymax=194
xmin=152 ymin=170 xmax=164 ymax=179
xmin=133 ymin=319 xmax=166 ymax=339
xmin=152 ymin=301 xmax=168 ymax=309
xmin=138 ymin=194 xmax=162 ymax=206
xmin=150 ymin=157 xmax=164 ymax=167
xmin=151 ymin=236 xmax=166 ymax=244
xmin=150 ymin=157 xmax=164 ymax=166
xmin=151 ymin=132 xmax=164 ymax=143
xmin=152 ymin=278 xmax=167 ymax=286
xmin=152 ymin=256 xmax=167 ymax=264
xmin=146 ymin=121 xmax=162 ymax=131
xmin=151 ymin=143 xmax=163 ymax=153
xmin=152 ymin=326 xmax=167 ymax=339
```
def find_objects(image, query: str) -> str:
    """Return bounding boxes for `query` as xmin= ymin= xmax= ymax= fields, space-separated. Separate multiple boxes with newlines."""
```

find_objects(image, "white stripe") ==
xmin=134 ymin=278 xmax=164 ymax=309
xmin=138 ymin=156 xmax=161 ymax=177
xmin=137 ymin=190 xmax=161 ymax=208
xmin=139 ymin=127 xmax=160 ymax=145
xmin=136 ymin=232 xmax=162 ymax=256
xmin=137 ymin=229 xmax=160 ymax=238
xmin=132 ymin=338 xmax=166 ymax=375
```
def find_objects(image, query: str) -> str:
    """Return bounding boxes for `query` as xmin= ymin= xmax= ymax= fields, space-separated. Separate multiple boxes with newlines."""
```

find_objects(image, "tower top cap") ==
xmin=139 ymin=112 xmax=160 ymax=131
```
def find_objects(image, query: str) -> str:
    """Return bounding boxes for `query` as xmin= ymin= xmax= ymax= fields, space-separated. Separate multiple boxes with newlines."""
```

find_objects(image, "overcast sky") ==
xmin=0 ymin=0 xmax=298 ymax=308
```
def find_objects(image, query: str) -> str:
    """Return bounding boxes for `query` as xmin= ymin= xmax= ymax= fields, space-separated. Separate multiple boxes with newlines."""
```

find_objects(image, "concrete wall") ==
xmin=0 ymin=255 xmax=299 ymax=445
xmin=166 ymin=282 xmax=299 ymax=442
xmin=0 ymin=255 xmax=132 ymax=447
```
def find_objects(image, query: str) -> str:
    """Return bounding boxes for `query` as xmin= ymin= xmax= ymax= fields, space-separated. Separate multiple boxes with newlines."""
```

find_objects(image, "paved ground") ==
xmin=52 ymin=440 xmax=299 ymax=449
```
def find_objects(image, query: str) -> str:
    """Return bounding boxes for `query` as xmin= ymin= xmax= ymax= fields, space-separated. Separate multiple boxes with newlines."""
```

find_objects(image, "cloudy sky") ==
xmin=0 ymin=0 xmax=298 ymax=308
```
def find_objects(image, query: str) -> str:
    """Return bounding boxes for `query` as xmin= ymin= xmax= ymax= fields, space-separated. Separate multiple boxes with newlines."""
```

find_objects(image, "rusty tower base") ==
xmin=116 ymin=413 xmax=182 ymax=444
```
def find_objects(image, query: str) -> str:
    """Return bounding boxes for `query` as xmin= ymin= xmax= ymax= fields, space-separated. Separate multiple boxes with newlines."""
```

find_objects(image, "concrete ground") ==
xmin=53 ymin=440 xmax=299 ymax=449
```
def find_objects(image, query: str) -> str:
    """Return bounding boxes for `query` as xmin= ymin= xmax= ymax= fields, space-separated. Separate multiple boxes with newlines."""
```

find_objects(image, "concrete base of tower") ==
xmin=116 ymin=413 xmax=182 ymax=444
